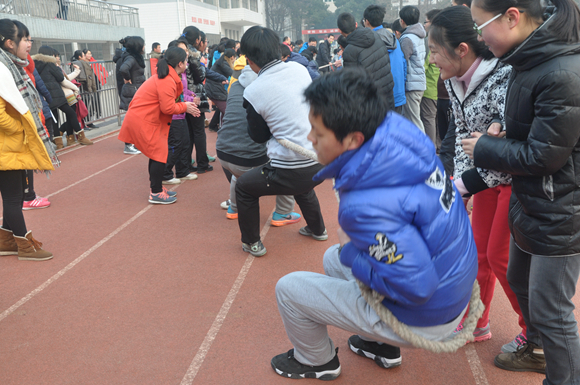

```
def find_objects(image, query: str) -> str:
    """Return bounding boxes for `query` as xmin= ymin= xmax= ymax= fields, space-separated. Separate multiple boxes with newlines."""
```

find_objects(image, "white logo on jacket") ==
xmin=369 ymin=233 xmax=404 ymax=265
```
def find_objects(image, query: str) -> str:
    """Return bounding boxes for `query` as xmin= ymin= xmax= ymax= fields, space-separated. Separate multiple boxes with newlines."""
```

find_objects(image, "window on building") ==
xmin=219 ymin=0 xmax=229 ymax=7
xmin=231 ymin=0 xmax=240 ymax=7
xmin=242 ymin=0 xmax=249 ymax=9
xmin=204 ymin=0 xmax=215 ymax=4
xmin=250 ymin=0 xmax=257 ymax=11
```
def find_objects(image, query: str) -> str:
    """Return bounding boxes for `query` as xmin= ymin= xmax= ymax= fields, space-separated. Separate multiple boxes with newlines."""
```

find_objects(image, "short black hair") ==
xmin=152 ymin=42 xmax=160 ymax=50
xmin=307 ymin=45 xmax=317 ymax=55
xmin=240 ymin=26 xmax=280 ymax=68
xmin=280 ymin=43 xmax=291 ymax=58
xmin=327 ymin=33 xmax=334 ymax=38
xmin=363 ymin=5 xmax=386 ymax=28
xmin=283 ymin=36 xmax=290 ymax=42
xmin=400 ymin=6 xmax=420 ymax=25
xmin=453 ymin=0 xmax=471 ymax=7
xmin=301 ymin=49 xmax=313 ymax=61
xmin=391 ymin=19 xmax=404 ymax=33
xmin=295 ymin=39 xmax=304 ymax=46
xmin=337 ymin=12 xmax=356 ymax=35
xmin=425 ymin=9 xmax=441 ymax=21
xmin=38 ymin=45 xmax=55 ymax=57
xmin=382 ymin=22 xmax=392 ymax=29
xmin=304 ymin=68 xmax=388 ymax=142
xmin=308 ymin=37 xmax=317 ymax=42
xmin=224 ymin=38 xmax=236 ymax=49
xmin=337 ymin=35 xmax=347 ymax=49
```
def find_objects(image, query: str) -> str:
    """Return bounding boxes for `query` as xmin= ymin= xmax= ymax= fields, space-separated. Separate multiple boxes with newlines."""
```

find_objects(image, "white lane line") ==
xmin=56 ymin=130 xmax=121 ymax=156
xmin=0 ymin=204 xmax=152 ymax=323
xmin=180 ymin=209 xmax=275 ymax=385
xmin=465 ymin=344 xmax=490 ymax=385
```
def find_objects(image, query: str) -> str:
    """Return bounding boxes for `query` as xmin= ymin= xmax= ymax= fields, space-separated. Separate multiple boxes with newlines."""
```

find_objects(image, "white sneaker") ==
xmin=162 ymin=178 xmax=182 ymax=185
xmin=179 ymin=173 xmax=198 ymax=181
xmin=124 ymin=144 xmax=141 ymax=155
xmin=220 ymin=199 xmax=231 ymax=210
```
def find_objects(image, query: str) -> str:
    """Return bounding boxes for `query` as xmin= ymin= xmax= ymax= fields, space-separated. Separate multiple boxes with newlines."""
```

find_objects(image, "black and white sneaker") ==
xmin=271 ymin=348 xmax=341 ymax=381
xmin=242 ymin=240 xmax=267 ymax=257
xmin=348 ymin=335 xmax=402 ymax=369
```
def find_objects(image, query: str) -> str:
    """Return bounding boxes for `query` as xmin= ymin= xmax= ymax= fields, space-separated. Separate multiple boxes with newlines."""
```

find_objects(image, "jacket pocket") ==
xmin=2 ymin=130 xmax=25 ymax=153
xmin=542 ymin=175 xmax=554 ymax=201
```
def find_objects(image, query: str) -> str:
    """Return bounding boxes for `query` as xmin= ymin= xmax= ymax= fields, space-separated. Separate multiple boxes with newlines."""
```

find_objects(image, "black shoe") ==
xmin=86 ymin=123 xmax=98 ymax=129
xmin=271 ymin=348 xmax=341 ymax=380
xmin=348 ymin=335 xmax=402 ymax=369
xmin=197 ymin=165 xmax=213 ymax=174
xmin=494 ymin=342 xmax=546 ymax=374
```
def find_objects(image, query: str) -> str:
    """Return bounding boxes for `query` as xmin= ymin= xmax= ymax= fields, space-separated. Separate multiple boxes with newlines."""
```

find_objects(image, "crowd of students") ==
xmin=1 ymin=0 xmax=580 ymax=383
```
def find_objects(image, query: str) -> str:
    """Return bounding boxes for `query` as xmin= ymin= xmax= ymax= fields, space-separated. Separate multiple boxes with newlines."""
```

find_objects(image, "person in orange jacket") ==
xmin=118 ymin=46 xmax=200 ymax=205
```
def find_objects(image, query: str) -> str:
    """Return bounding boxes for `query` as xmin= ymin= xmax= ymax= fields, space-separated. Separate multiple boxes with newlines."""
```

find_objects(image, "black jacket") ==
xmin=205 ymin=55 xmax=233 ymax=101
xmin=474 ymin=14 xmax=580 ymax=256
xmin=113 ymin=48 xmax=124 ymax=96
xmin=343 ymin=28 xmax=395 ymax=110
xmin=118 ymin=51 xmax=146 ymax=110
xmin=32 ymin=53 xmax=67 ymax=109
xmin=316 ymin=40 xmax=331 ymax=69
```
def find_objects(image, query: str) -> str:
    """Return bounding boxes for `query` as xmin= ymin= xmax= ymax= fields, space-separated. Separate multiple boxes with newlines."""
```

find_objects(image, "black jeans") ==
xmin=148 ymin=159 xmax=165 ymax=194
xmin=235 ymin=163 xmax=325 ymax=244
xmin=0 ymin=170 xmax=27 ymax=236
xmin=23 ymin=170 xmax=36 ymax=201
xmin=164 ymin=119 xmax=191 ymax=180
xmin=185 ymin=113 xmax=209 ymax=171
xmin=52 ymin=103 xmax=81 ymax=136
xmin=437 ymin=98 xmax=451 ymax=141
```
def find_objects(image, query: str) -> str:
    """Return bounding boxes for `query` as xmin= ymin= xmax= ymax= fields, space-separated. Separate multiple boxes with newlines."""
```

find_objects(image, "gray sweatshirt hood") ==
xmin=238 ymin=65 xmax=258 ymax=88
xmin=375 ymin=28 xmax=397 ymax=51
xmin=402 ymin=23 xmax=426 ymax=39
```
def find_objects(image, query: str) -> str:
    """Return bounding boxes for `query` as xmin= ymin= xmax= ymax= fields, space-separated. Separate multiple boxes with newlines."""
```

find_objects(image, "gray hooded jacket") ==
xmin=400 ymin=23 xmax=426 ymax=91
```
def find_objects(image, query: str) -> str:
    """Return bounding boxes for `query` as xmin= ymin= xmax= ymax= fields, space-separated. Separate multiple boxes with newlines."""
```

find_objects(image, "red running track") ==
xmin=0 ymin=129 xmax=569 ymax=384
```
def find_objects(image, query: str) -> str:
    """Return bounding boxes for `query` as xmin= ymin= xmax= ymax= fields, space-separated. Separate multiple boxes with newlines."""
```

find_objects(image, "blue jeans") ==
xmin=508 ymin=239 xmax=580 ymax=385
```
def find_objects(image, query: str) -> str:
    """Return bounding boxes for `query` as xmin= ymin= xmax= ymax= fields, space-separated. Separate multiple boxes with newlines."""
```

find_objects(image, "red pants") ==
xmin=472 ymin=185 xmax=526 ymax=335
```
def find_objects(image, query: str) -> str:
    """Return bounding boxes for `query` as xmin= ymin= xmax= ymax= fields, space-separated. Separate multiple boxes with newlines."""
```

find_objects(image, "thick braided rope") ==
xmin=277 ymin=138 xmax=484 ymax=353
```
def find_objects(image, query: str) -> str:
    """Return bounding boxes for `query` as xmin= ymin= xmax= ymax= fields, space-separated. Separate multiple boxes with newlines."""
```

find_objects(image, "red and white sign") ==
xmin=301 ymin=28 xmax=340 ymax=35
xmin=191 ymin=16 xmax=216 ymax=26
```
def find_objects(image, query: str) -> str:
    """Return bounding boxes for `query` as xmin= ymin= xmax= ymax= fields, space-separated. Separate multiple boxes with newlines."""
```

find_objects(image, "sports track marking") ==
xmin=1 ymin=132 xmax=491 ymax=384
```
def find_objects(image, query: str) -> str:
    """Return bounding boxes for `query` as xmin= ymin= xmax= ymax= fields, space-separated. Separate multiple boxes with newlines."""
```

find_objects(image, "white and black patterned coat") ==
xmin=446 ymin=59 xmax=512 ymax=194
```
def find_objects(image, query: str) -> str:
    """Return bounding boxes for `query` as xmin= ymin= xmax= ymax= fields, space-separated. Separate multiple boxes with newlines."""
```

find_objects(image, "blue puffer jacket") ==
xmin=33 ymin=68 xmax=52 ymax=121
xmin=314 ymin=112 xmax=478 ymax=327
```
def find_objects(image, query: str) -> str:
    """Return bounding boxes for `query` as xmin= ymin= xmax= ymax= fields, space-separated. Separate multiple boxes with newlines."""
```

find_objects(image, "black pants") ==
xmin=208 ymin=109 xmax=221 ymax=130
xmin=0 ymin=170 xmax=27 ymax=236
xmin=148 ymin=159 xmax=165 ymax=194
xmin=437 ymin=98 xmax=451 ymax=141
xmin=185 ymin=113 xmax=209 ymax=171
xmin=52 ymin=103 xmax=81 ymax=136
xmin=235 ymin=163 xmax=325 ymax=244
xmin=164 ymin=119 xmax=191 ymax=180
xmin=23 ymin=170 xmax=36 ymax=201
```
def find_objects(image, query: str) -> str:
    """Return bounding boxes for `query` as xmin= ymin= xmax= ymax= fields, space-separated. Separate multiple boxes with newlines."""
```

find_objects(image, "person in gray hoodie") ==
xmin=399 ymin=5 xmax=427 ymax=132
xmin=215 ymin=65 xmax=300 ymax=226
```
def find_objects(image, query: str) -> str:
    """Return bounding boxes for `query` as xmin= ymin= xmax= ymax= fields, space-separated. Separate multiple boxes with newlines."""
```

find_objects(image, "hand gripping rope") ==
xmin=276 ymin=138 xmax=485 ymax=353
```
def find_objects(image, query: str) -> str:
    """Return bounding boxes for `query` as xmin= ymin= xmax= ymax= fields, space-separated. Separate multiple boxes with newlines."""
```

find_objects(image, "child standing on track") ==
xmin=118 ymin=47 xmax=199 ymax=205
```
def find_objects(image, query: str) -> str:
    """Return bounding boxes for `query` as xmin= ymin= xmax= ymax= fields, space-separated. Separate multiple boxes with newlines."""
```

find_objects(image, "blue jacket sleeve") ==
xmin=34 ymin=68 xmax=52 ymax=104
xmin=339 ymin=204 xmax=440 ymax=307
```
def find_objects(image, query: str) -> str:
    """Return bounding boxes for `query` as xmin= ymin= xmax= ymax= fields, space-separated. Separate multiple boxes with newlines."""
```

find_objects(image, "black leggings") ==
xmin=0 ymin=170 xmax=27 ymax=236
xmin=149 ymin=159 xmax=165 ymax=194
xmin=52 ymin=103 xmax=81 ymax=136
xmin=23 ymin=170 xmax=36 ymax=201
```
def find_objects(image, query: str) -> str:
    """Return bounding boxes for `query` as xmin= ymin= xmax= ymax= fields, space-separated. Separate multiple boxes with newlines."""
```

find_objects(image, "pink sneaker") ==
xmin=22 ymin=197 xmax=51 ymax=210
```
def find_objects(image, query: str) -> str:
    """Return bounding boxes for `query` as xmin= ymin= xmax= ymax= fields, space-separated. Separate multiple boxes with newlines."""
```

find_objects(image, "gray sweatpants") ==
xmin=218 ymin=159 xmax=294 ymax=214
xmin=275 ymin=244 xmax=466 ymax=366
xmin=403 ymin=90 xmax=425 ymax=132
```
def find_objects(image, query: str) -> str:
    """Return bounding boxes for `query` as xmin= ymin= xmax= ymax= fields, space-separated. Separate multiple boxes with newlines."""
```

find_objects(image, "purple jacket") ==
xmin=173 ymin=72 xmax=195 ymax=120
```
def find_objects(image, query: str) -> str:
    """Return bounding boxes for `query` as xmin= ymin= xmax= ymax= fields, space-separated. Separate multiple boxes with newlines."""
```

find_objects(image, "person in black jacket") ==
xmin=462 ymin=1 xmax=580 ymax=382
xmin=316 ymin=34 xmax=334 ymax=73
xmin=205 ymin=48 xmax=234 ymax=131
xmin=180 ymin=26 xmax=227 ymax=174
xmin=337 ymin=12 xmax=395 ymax=110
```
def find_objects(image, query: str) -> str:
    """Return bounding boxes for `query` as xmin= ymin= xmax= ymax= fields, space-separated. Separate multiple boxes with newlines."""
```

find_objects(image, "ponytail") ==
xmin=182 ymin=26 xmax=200 ymax=47
xmin=474 ymin=0 xmax=580 ymax=43
xmin=157 ymin=46 xmax=187 ymax=79
xmin=0 ymin=19 xmax=29 ymax=51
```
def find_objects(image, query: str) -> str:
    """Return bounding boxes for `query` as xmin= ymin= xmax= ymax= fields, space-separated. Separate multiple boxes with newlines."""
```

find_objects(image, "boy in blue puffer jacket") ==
xmin=271 ymin=68 xmax=478 ymax=380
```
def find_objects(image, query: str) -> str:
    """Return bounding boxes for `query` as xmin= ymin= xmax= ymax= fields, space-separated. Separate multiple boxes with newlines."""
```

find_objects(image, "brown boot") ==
xmin=76 ymin=129 xmax=93 ymax=145
xmin=14 ymin=231 xmax=53 ymax=261
xmin=66 ymin=134 xmax=76 ymax=146
xmin=0 ymin=227 xmax=18 ymax=256
xmin=54 ymin=136 xmax=64 ymax=150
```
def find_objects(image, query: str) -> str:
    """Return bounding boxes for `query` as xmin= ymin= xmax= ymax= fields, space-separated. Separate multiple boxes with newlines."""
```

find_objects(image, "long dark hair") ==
xmin=71 ymin=49 xmax=84 ymax=61
xmin=0 ymin=19 xmax=29 ymax=52
xmin=430 ymin=6 xmax=495 ymax=60
xmin=473 ymin=0 xmax=580 ymax=43
xmin=157 ymin=46 xmax=187 ymax=79
xmin=119 ymin=36 xmax=145 ymax=68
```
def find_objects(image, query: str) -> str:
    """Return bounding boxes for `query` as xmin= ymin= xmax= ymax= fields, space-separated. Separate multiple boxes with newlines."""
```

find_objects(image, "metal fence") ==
xmin=0 ymin=0 xmax=140 ymax=28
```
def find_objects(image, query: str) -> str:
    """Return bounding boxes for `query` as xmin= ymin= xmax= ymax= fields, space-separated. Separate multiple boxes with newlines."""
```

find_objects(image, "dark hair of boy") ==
xmin=152 ymin=42 xmax=160 ymax=50
xmin=382 ymin=22 xmax=392 ymax=29
xmin=429 ymin=6 xmax=494 ymax=60
xmin=399 ymin=5 xmax=420 ymax=25
xmin=477 ymin=0 xmax=580 ymax=43
xmin=309 ymin=36 xmax=317 ymax=42
xmin=327 ymin=33 xmax=334 ymax=38
xmin=225 ymin=39 xmax=236 ymax=49
xmin=453 ymin=0 xmax=471 ymax=7
xmin=307 ymin=45 xmax=317 ymax=55
xmin=157 ymin=46 xmax=187 ymax=79
xmin=223 ymin=48 xmax=236 ymax=58
xmin=280 ymin=43 xmax=291 ymax=58
xmin=240 ymin=26 xmax=281 ymax=68
xmin=363 ymin=4 xmax=386 ymax=28
xmin=337 ymin=12 xmax=356 ymax=35
xmin=391 ymin=19 xmax=404 ymax=34
xmin=301 ymin=49 xmax=313 ymax=61
xmin=336 ymin=35 xmax=347 ymax=50
xmin=425 ymin=9 xmax=441 ymax=22
xmin=305 ymin=68 xmax=387 ymax=142
xmin=38 ymin=45 xmax=55 ymax=56
xmin=296 ymin=39 xmax=304 ymax=46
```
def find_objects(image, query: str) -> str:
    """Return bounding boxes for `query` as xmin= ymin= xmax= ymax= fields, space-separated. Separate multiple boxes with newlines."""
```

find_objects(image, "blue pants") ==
xmin=508 ymin=239 xmax=580 ymax=385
